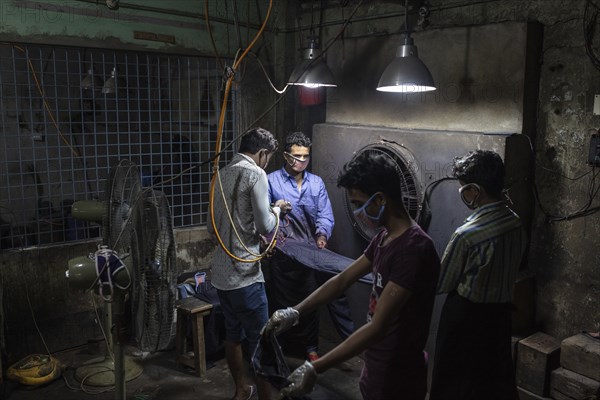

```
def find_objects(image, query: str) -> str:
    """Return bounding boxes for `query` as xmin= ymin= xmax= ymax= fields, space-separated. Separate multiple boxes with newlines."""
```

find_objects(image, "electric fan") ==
xmin=135 ymin=188 xmax=176 ymax=353
xmin=66 ymin=159 xmax=177 ymax=399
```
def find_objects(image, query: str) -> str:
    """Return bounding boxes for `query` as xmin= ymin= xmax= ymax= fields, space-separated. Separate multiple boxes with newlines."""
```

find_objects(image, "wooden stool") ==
xmin=175 ymin=297 xmax=213 ymax=377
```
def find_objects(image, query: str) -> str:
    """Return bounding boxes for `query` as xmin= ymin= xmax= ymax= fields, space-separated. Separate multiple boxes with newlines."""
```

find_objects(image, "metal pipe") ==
xmin=72 ymin=0 xmax=265 ymax=30
xmin=281 ymin=0 xmax=505 ymax=33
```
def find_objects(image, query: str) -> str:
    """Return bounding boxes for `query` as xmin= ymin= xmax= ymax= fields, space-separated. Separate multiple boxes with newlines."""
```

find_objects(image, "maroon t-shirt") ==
xmin=360 ymin=224 xmax=440 ymax=399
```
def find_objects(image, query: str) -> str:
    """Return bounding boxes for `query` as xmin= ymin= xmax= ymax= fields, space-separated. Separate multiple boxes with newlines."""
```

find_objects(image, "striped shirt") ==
xmin=208 ymin=153 xmax=278 ymax=291
xmin=437 ymin=201 xmax=526 ymax=303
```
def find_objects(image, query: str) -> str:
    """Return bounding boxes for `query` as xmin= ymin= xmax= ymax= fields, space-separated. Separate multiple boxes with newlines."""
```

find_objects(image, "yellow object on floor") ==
xmin=7 ymin=354 xmax=61 ymax=386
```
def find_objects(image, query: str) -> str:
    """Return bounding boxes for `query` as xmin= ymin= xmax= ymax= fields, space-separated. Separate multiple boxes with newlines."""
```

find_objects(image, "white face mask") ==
xmin=458 ymin=183 xmax=481 ymax=209
xmin=284 ymin=152 xmax=310 ymax=172
xmin=258 ymin=150 xmax=271 ymax=169
xmin=353 ymin=192 xmax=386 ymax=231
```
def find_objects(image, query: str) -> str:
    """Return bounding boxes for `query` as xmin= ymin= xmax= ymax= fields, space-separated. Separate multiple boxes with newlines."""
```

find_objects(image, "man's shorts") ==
xmin=217 ymin=282 xmax=268 ymax=348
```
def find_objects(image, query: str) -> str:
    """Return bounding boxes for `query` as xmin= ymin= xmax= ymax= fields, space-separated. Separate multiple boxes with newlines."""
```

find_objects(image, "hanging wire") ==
xmin=231 ymin=0 xmax=244 ymax=51
xmin=524 ymin=135 xmax=600 ymax=221
xmin=307 ymin=0 xmax=365 ymax=69
xmin=204 ymin=2 xmax=225 ymax=71
xmin=310 ymin=0 xmax=316 ymax=37
xmin=208 ymin=0 xmax=280 ymax=263
xmin=584 ymin=0 xmax=600 ymax=71
xmin=286 ymin=0 xmax=365 ymax=87
xmin=248 ymin=52 xmax=288 ymax=94
xmin=534 ymin=166 xmax=600 ymax=221
xmin=319 ymin=0 xmax=327 ymax=42
xmin=10 ymin=45 xmax=80 ymax=157
xmin=405 ymin=0 xmax=410 ymax=34
xmin=11 ymin=236 xmax=116 ymax=395
xmin=137 ymin=0 xmax=367 ymax=195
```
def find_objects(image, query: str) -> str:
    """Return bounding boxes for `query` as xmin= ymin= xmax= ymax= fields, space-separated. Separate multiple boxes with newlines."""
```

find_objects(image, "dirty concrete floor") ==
xmin=1 ymin=337 xmax=364 ymax=400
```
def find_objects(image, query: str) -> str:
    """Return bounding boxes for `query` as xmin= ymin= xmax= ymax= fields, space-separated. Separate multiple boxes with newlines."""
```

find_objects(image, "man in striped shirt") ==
xmin=429 ymin=150 xmax=527 ymax=400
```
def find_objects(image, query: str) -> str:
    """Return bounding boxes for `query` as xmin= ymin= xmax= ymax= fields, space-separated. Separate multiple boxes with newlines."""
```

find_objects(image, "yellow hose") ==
xmin=208 ymin=0 xmax=277 ymax=263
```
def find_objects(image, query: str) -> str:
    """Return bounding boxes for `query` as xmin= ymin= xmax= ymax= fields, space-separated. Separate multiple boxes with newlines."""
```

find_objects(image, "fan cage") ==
xmin=103 ymin=160 xmax=143 ymax=256
xmin=343 ymin=142 xmax=423 ymax=241
xmin=102 ymin=160 xmax=176 ymax=353
xmin=135 ymin=189 xmax=177 ymax=352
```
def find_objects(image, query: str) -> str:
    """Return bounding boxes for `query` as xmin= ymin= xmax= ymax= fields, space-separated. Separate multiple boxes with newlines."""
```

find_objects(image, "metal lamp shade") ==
xmin=377 ymin=38 xmax=436 ymax=93
xmin=102 ymin=67 xmax=118 ymax=94
xmin=288 ymin=46 xmax=337 ymax=88
xmin=81 ymin=69 xmax=103 ymax=91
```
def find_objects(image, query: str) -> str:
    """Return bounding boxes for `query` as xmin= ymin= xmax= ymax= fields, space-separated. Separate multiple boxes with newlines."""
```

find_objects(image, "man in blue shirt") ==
xmin=266 ymin=131 xmax=354 ymax=362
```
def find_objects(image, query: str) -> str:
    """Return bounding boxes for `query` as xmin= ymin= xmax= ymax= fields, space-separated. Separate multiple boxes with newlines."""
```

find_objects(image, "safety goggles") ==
xmin=284 ymin=152 xmax=310 ymax=163
xmin=458 ymin=182 xmax=481 ymax=195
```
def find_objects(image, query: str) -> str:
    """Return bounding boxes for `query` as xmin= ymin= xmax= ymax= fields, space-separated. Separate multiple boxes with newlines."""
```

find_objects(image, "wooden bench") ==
xmin=175 ymin=297 xmax=213 ymax=377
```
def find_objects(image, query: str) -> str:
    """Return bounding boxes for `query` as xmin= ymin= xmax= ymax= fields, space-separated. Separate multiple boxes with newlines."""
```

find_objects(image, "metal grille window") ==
xmin=0 ymin=44 xmax=235 ymax=249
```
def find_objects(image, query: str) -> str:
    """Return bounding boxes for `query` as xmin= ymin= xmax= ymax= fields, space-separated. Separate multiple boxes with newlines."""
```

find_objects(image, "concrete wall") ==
xmin=0 ymin=0 xmax=255 ymax=55
xmin=325 ymin=21 xmax=540 ymax=134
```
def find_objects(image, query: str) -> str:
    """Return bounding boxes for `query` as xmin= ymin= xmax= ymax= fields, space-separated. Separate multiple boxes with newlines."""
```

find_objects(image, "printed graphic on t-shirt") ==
xmin=367 ymin=273 xmax=382 ymax=322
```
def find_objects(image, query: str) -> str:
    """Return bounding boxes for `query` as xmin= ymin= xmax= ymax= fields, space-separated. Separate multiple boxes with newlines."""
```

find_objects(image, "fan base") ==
xmin=74 ymin=355 xmax=143 ymax=387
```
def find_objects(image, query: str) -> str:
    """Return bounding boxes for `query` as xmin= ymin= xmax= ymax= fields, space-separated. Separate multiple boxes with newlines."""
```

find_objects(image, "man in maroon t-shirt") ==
xmin=263 ymin=151 xmax=441 ymax=400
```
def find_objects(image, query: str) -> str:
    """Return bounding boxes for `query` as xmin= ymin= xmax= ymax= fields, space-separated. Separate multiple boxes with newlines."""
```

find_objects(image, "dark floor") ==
xmin=1 ymin=337 xmax=364 ymax=400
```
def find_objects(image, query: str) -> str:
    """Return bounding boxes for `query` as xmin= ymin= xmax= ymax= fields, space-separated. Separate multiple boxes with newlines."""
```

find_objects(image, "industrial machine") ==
xmin=311 ymin=123 xmax=533 ymax=334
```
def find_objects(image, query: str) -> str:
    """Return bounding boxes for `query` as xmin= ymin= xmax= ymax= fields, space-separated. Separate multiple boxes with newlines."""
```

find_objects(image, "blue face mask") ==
xmin=353 ymin=193 xmax=386 ymax=230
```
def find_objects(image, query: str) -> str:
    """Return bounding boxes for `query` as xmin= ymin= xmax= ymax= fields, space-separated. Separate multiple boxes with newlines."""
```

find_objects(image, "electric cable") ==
xmin=90 ymin=293 xmax=116 ymax=363
xmin=215 ymin=161 xmax=277 ymax=258
xmin=524 ymin=135 xmax=600 ymax=221
xmin=288 ymin=0 xmax=366 ymax=86
xmin=204 ymin=0 xmax=372 ymax=263
xmin=150 ymin=0 xmax=364 ymax=188
xmin=11 ymin=45 xmax=80 ymax=157
xmin=248 ymin=52 xmax=289 ymax=94
xmin=1 ymin=43 xmax=97 ymax=202
xmin=130 ymin=0 xmax=367 ymax=242
xmin=231 ymin=0 xmax=244 ymax=51
xmin=3 ymin=236 xmax=57 ymax=390
xmin=204 ymin=1 xmax=225 ymax=71
xmin=584 ymin=0 xmax=600 ymax=71
xmin=207 ymin=0 xmax=279 ymax=263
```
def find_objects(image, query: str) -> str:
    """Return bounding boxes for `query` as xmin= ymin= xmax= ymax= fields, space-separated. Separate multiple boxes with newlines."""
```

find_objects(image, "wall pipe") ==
xmin=66 ymin=0 xmax=505 ymax=35
xmin=282 ymin=0 xmax=505 ymax=33
xmin=72 ymin=0 xmax=265 ymax=31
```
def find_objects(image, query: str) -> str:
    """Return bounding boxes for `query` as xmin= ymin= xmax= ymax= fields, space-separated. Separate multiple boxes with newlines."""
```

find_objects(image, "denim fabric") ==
xmin=217 ymin=282 xmax=268 ymax=351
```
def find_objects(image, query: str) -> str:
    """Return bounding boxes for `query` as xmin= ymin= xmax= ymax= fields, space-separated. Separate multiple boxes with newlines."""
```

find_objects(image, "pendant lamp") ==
xmin=288 ymin=36 xmax=337 ymax=88
xmin=102 ymin=67 xmax=118 ymax=94
xmin=376 ymin=1 xmax=435 ymax=93
xmin=81 ymin=68 xmax=103 ymax=91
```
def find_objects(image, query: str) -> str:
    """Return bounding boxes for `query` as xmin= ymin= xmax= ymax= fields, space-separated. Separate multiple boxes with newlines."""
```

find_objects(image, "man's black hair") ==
xmin=285 ymin=131 xmax=312 ymax=153
xmin=452 ymin=150 xmax=505 ymax=197
xmin=337 ymin=151 xmax=404 ymax=203
xmin=239 ymin=127 xmax=278 ymax=154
